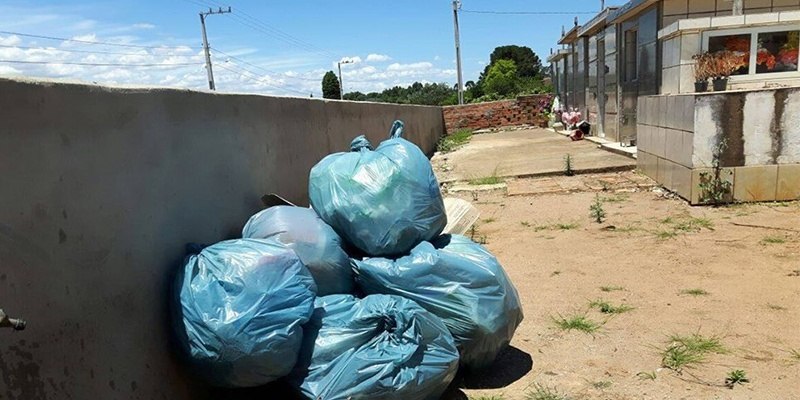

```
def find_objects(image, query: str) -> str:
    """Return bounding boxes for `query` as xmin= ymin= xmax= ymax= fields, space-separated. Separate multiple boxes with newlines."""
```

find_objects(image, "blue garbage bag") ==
xmin=289 ymin=294 xmax=460 ymax=400
xmin=308 ymin=120 xmax=447 ymax=257
xmin=242 ymin=206 xmax=354 ymax=296
xmin=353 ymin=234 xmax=523 ymax=370
xmin=174 ymin=239 xmax=317 ymax=387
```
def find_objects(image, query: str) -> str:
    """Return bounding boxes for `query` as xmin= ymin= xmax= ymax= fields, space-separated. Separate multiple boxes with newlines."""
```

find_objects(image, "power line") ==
xmin=0 ymin=30 xmax=200 ymax=50
xmin=215 ymin=62 xmax=310 ymax=95
xmin=211 ymin=47 xmax=319 ymax=82
xmin=0 ymin=44 xmax=181 ymax=57
xmin=189 ymin=0 xmax=340 ymax=60
xmin=461 ymin=9 xmax=598 ymax=15
xmin=0 ymin=59 xmax=200 ymax=67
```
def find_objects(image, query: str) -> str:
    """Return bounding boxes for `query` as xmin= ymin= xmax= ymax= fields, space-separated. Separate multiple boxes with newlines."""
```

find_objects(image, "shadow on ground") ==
xmin=458 ymin=346 xmax=533 ymax=390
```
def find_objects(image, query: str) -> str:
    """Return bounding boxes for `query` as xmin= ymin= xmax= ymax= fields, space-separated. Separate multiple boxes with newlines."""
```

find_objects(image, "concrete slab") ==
xmin=434 ymin=128 xmax=636 ymax=183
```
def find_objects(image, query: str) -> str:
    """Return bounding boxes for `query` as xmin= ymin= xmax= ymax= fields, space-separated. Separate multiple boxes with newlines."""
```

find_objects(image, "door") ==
xmin=597 ymin=37 xmax=606 ymax=138
xmin=620 ymin=26 xmax=639 ymax=147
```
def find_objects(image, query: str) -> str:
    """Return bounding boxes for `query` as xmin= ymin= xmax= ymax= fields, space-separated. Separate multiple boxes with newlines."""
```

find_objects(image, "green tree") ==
xmin=484 ymin=45 xmax=542 ymax=78
xmin=321 ymin=71 xmax=341 ymax=99
xmin=483 ymin=59 xmax=519 ymax=97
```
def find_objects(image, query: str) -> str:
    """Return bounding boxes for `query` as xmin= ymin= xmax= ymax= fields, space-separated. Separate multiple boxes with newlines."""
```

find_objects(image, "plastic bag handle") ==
xmin=350 ymin=135 xmax=373 ymax=152
xmin=389 ymin=120 xmax=404 ymax=139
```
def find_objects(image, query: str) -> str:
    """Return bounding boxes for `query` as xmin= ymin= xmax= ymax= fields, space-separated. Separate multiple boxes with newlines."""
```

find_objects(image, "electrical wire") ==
xmin=0 ymin=30 xmax=201 ymax=50
xmin=215 ymin=62 xmax=311 ymax=95
xmin=0 ymin=59 xmax=200 ymax=67
xmin=461 ymin=9 xmax=598 ymax=15
xmin=211 ymin=47 xmax=319 ymax=82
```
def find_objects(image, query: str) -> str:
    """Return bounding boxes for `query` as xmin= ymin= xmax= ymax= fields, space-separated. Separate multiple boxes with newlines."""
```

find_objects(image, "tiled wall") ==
xmin=637 ymin=87 xmax=800 ymax=204
xmin=662 ymin=0 xmax=800 ymax=27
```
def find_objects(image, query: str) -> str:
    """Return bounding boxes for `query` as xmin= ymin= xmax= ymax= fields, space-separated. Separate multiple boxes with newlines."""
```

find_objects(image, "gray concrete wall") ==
xmin=0 ymin=77 xmax=445 ymax=399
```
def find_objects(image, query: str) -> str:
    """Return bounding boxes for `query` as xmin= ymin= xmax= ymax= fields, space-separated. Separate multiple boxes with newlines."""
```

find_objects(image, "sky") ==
xmin=0 ymin=0 xmax=626 ymax=97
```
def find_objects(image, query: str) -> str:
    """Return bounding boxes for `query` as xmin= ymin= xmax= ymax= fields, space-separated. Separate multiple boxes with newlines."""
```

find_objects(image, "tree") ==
xmin=484 ymin=45 xmax=542 ymax=78
xmin=321 ymin=71 xmax=341 ymax=99
xmin=483 ymin=59 xmax=519 ymax=97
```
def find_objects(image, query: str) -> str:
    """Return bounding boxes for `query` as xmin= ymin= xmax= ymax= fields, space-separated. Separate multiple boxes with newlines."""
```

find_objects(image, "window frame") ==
xmin=702 ymin=24 xmax=800 ymax=80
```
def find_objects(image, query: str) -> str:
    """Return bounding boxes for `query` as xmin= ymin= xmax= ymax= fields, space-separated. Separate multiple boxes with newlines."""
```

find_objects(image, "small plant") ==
xmin=525 ymin=384 xmax=570 ymax=400
xmin=761 ymin=235 xmax=786 ymax=245
xmin=551 ymin=270 xmax=562 ymax=276
xmin=552 ymin=313 xmax=602 ymax=334
xmin=590 ymin=381 xmax=612 ymax=389
xmin=655 ymin=230 xmax=679 ymax=240
xmin=564 ymin=154 xmax=575 ymax=176
xmin=521 ymin=221 xmax=532 ymax=227
xmin=680 ymin=288 xmax=710 ymax=296
xmin=662 ymin=343 xmax=706 ymax=372
xmin=554 ymin=222 xmax=580 ymax=230
xmin=669 ymin=333 xmax=727 ymax=354
xmin=589 ymin=194 xmax=606 ymax=224
xmin=790 ymin=348 xmax=800 ymax=362
xmin=600 ymin=285 xmax=624 ymax=292
xmin=589 ymin=300 xmax=634 ymax=314
xmin=698 ymin=138 xmax=733 ymax=206
xmin=767 ymin=303 xmax=787 ymax=311
xmin=636 ymin=371 xmax=657 ymax=380
xmin=482 ymin=218 xmax=496 ymax=224
xmin=725 ymin=369 xmax=750 ymax=388
xmin=469 ymin=175 xmax=504 ymax=186
xmin=437 ymin=129 xmax=472 ymax=153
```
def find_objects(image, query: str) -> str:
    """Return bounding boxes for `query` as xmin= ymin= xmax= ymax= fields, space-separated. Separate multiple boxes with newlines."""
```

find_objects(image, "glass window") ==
xmin=756 ymin=31 xmax=799 ymax=74
xmin=708 ymin=34 xmax=750 ymax=76
xmin=624 ymin=29 xmax=638 ymax=82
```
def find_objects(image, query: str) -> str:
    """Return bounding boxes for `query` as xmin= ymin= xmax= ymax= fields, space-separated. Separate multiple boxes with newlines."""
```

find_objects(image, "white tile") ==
xmin=680 ymin=33 xmax=701 ymax=64
xmin=779 ymin=10 xmax=800 ymax=22
xmin=679 ymin=17 xmax=712 ymax=30
xmin=711 ymin=15 xmax=746 ymax=27
xmin=744 ymin=12 xmax=780 ymax=24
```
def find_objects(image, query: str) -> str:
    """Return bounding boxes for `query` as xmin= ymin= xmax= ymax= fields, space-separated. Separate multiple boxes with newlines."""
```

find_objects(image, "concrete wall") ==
xmin=638 ymin=87 xmax=800 ymax=203
xmin=0 ymin=77 xmax=445 ymax=399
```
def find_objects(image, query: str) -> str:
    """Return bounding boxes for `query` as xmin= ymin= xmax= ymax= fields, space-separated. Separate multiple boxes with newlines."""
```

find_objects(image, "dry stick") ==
xmin=730 ymin=222 xmax=800 ymax=233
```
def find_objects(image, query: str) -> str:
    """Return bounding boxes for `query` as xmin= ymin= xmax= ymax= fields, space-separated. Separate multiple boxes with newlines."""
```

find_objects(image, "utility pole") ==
xmin=600 ymin=0 xmax=605 ymax=11
xmin=732 ymin=0 xmax=743 ymax=15
xmin=452 ymin=0 xmax=464 ymax=105
xmin=337 ymin=59 xmax=354 ymax=100
xmin=199 ymin=6 xmax=231 ymax=91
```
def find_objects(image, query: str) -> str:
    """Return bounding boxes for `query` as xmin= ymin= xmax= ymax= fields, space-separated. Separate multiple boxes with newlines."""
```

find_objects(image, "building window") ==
xmin=624 ymin=29 xmax=638 ymax=82
xmin=756 ymin=31 xmax=799 ymax=74
xmin=704 ymin=26 xmax=800 ymax=78
xmin=708 ymin=34 xmax=750 ymax=76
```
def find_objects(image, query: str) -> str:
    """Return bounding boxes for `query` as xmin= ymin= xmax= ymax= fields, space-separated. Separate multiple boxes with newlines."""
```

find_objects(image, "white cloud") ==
xmin=366 ymin=53 xmax=391 ymax=62
xmin=434 ymin=55 xmax=441 ymax=61
xmin=387 ymin=62 xmax=433 ymax=71
xmin=0 ymin=34 xmax=21 ymax=46
xmin=132 ymin=23 xmax=156 ymax=30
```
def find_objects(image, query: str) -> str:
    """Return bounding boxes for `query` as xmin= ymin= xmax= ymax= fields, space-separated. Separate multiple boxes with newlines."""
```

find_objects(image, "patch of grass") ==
xmin=603 ymin=193 xmax=630 ymax=203
xmin=655 ymin=230 xmax=679 ymax=240
xmin=725 ymin=369 xmax=749 ymax=388
xmin=600 ymin=285 xmax=624 ymax=292
xmin=636 ymin=371 xmax=657 ymax=380
xmin=554 ymin=222 xmax=580 ymax=230
xmin=469 ymin=175 xmax=505 ymax=186
xmin=589 ymin=300 xmax=634 ymax=314
xmin=525 ymin=384 xmax=570 ymax=400
xmin=680 ymin=288 xmax=710 ymax=296
xmin=564 ymin=154 xmax=574 ymax=177
xmin=673 ymin=217 xmax=714 ymax=232
xmin=661 ymin=333 xmax=726 ymax=373
xmin=552 ymin=313 xmax=602 ymax=334
xmin=437 ymin=129 xmax=472 ymax=153
xmin=789 ymin=348 xmax=800 ymax=363
xmin=767 ymin=303 xmax=787 ymax=311
xmin=761 ymin=235 xmax=786 ymax=245
xmin=590 ymin=380 xmax=612 ymax=389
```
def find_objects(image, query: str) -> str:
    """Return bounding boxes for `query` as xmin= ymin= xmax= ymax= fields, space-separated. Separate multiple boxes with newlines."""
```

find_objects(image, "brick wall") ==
xmin=442 ymin=94 xmax=552 ymax=133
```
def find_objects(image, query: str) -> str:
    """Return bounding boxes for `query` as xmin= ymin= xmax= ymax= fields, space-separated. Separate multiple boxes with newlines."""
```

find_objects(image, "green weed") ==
xmin=725 ymin=369 xmax=750 ymax=388
xmin=600 ymin=285 xmax=624 ymax=292
xmin=552 ymin=314 xmax=602 ymax=334
xmin=589 ymin=300 xmax=634 ymax=314
xmin=437 ymin=129 xmax=472 ymax=153
xmin=590 ymin=194 xmax=606 ymax=224
xmin=661 ymin=333 xmax=726 ymax=373
xmin=761 ymin=235 xmax=786 ymax=245
xmin=525 ymin=384 xmax=570 ymax=400
xmin=680 ymin=288 xmax=710 ymax=296
xmin=636 ymin=371 xmax=657 ymax=380
xmin=590 ymin=381 xmax=612 ymax=389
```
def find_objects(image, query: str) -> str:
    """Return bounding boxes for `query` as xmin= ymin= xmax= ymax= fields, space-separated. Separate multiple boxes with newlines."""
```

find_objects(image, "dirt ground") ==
xmin=445 ymin=177 xmax=800 ymax=400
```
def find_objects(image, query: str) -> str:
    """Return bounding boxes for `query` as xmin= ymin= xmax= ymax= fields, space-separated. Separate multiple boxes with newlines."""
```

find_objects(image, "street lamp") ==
xmin=338 ymin=59 xmax=354 ymax=100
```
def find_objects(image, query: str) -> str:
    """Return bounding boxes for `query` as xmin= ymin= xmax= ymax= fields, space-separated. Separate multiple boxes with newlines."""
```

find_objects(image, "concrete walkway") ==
xmin=433 ymin=128 xmax=636 ymax=183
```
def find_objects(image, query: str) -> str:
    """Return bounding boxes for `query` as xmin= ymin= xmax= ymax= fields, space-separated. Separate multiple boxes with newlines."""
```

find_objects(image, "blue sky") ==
xmin=0 ymin=0 xmax=625 ymax=97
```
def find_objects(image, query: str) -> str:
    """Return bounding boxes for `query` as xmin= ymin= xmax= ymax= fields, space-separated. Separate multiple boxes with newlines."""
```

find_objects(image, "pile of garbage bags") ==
xmin=172 ymin=121 xmax=523 ymax=399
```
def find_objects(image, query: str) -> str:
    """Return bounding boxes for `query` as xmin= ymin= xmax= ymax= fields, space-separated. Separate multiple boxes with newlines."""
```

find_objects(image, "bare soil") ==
xmin=446 ymin=179 xmax=800 ymax=400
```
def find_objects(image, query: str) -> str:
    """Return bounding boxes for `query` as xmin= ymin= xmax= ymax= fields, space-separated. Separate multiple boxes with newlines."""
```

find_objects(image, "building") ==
xmin=550 ymin=0 xmax=800 ymax=203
